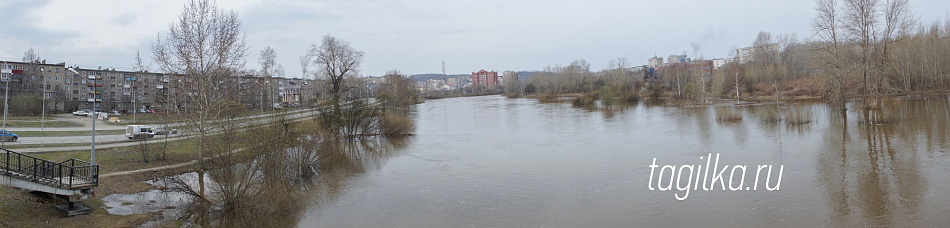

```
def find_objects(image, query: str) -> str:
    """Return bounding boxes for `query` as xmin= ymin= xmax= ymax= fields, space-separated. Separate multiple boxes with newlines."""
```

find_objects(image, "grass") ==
xmin=783 ymin=105 xmax=812 ymax=125
xmin=0 ymin=113 xmax=313 ymax=227
xmin=715 ymin=106 xmax=743 ymax=122
xmin=0 ymin=180 xmax=153 ymax=228
xmin=1 ymin=120 xmax=83 ymax=128
xmin=14 ymin=129 xmax=125 ymax=137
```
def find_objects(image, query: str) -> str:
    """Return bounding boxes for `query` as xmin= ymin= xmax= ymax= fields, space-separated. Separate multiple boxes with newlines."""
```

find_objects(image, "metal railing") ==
xmin=0 ymin=148 xmax=98 ymax=189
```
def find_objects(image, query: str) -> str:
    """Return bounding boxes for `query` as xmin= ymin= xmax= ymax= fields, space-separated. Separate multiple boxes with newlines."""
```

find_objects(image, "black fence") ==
xmin=0 ymin=148 xmax=98 ymax=189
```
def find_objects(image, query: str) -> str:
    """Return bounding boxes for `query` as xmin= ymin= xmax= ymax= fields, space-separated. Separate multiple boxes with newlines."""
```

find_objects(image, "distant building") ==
xmin=426 ymin=79 xmax=446 ymax=91
xmin=735 ymin=43 xmax=779 ymax=64
xmin=667 ymin=54 xmax=690 ymax=64
xmin=712 ymin=58 xmax=733 ymax=70
xmin=471 ymin=70 xmax=499 ymax=87
xmin=648 ymin=57 xmax=664 ymax=68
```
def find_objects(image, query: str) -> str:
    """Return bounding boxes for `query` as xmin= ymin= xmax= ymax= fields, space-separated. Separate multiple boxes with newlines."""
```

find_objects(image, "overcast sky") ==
xmin=1 ymin=0 xmax=947 ymax=77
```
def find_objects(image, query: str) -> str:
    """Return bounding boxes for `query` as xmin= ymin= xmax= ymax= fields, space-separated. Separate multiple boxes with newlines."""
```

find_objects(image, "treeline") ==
xmin=517 ymin=0 xmax=950 ymax=103
xmin=519 ymin=59 xmax=642 ymax=104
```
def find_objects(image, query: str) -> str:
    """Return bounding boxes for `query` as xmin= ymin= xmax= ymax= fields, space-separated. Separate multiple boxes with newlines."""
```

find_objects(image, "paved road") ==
xmin=3 ymin=108 xmax=318 ymax=133
xmin=7 ymin=108 xmax=321 ymax=152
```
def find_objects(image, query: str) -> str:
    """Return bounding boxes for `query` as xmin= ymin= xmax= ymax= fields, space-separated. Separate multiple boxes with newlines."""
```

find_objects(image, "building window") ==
xmin=56 ymin=68 xmax=60 ymax=73
xmin=55 ymin=76 xmax=59 ymax=81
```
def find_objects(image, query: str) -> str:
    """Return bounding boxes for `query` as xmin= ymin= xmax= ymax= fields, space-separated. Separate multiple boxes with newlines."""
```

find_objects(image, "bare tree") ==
xmin=813 ymin=0 xmax=847 ymax=103
xmin=20 ymin=48 xmax=42 ymax=93
xmin=307 ymin=35 xmax=364 ymax=113
xmin=842 ymin=0 xmax=880 ymax=96
xmin=879 ymin=0 xmax=915 ymax=92
xmin=152 ymin=0 xmax=248 ymax=169
xmin=259 ymin=46 xmax=278 ymax=112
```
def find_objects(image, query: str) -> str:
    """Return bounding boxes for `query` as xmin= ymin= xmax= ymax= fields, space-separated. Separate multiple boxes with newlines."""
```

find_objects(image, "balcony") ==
xmin=123 ymin=84 xmax=131 ymax=88
xmin=156 ymin=85 xmax=164 ymax=89
xmin=87 ymin=76 xmax=101 ymax=80
xmin=86 ymin=98 xmax=102 ymax=103
xmin=87 ymin=83 xmax=103 ymax=87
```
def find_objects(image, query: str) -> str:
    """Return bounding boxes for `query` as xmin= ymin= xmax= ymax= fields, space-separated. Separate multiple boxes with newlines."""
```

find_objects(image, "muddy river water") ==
xmin=108 ymin=95 xmax=950 ymax=227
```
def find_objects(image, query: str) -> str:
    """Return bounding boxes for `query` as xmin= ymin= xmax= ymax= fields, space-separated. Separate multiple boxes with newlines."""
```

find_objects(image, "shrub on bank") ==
xmin=572 ymin=93 xmax=596 ymax=108
xmin=538 ymin=93 xmax=559 ymax=103
xmin=379 ymin=113 xmax=415 ymax=136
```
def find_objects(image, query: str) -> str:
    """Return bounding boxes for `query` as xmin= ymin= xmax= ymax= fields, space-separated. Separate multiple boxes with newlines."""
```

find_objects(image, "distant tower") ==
xmin=442 ymin=61 xmax=446 ymax=81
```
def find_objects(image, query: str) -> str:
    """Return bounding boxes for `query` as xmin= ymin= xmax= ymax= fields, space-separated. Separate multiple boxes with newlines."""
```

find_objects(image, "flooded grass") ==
xmin=751 ymin=104 xmax=783 ymax=123
xmin=783 ymin=104 xmax=813 ymax=125
xmin=538 ymin=93 xmax=560 ymax=103
xmin=715 ymin=106 xmax=743 ymax=122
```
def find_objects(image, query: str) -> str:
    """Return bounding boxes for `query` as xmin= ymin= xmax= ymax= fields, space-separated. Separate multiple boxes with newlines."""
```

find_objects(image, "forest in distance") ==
xmin=501 ymin=0 xmax=950 ymax=106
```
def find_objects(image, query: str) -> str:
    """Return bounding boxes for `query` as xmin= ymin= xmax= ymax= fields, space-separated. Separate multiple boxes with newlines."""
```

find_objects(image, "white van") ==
xmin=126 ymin=125 xmax=155 ymax=140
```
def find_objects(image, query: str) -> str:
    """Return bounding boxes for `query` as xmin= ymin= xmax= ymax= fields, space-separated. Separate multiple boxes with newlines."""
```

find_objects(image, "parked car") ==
xmin=126 ymin=125 xmax=155 ymax=140
xmin=138 ymin=109 xmax=149 ymax=114
xmin=0 ymin=130 xmax=17 ymax=142
xmin=153 ymin=126 xmax=178 ymax=135
xmin=73 ymin=110 xmax=90 ymax=116
xmin=108 ymin=110 xmax=122 ymax=116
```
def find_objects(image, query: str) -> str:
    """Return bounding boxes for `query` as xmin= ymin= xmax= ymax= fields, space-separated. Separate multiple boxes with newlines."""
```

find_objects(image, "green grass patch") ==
xmin=1 ymin=120 xmax=82 ymax=128
xmin=14 ymin=129 xmax=125 ymax=137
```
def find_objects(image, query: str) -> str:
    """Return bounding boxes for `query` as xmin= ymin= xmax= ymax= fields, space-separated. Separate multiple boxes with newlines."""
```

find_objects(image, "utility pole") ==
xmin=40 ymin=67 xmax=47 ymax=133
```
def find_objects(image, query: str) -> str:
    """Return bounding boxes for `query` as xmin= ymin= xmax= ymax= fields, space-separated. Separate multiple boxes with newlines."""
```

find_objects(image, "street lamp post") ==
xmin=40 ymin=67 xmax=47 ymax=133
xmin=69 ymin=68 xmax=95 ymax=167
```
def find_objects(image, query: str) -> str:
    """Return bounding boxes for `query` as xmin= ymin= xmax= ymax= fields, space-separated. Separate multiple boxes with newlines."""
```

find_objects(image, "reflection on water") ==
xmin=106 ymin=96 xmax=950 ymax=227
xmin=818 ymin=97 xmax=949 ymax=227
xmin=297 ymin=95 xmax=950 ymax=227
xmin=103 ymin=135 xmax=410 ymax=227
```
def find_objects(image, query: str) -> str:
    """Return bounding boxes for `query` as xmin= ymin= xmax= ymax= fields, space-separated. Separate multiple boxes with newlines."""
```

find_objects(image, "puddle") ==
xmin=100 ymin=173 xmax=205 ymax=227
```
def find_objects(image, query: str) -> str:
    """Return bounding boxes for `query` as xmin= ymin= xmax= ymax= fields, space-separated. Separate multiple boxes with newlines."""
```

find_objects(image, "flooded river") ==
xmin=110 ymin=95 xmax=950 ymax=227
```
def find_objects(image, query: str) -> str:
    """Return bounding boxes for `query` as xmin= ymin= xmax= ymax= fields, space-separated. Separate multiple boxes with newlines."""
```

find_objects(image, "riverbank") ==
xmin=0 ymin=111 xmax=321 ymax=227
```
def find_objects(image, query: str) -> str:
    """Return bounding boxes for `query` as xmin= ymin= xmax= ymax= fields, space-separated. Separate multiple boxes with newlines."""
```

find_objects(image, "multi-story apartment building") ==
xmin=735 ymin=43 xmax=779 ymax=64
xmin=2 ymin=59 xmax=328 ymax=114
xmin=648 ymin=56 xmax=664 ymax=68
xmin=471 ymin=70 xmax=499 ymax=87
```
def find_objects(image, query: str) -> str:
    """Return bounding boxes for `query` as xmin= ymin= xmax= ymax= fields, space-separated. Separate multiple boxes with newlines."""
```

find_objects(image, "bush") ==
xmin=378 ymin=113 xmax=414 ymax=136
xmin=504 ymin=92 xmax=520 ymax=98
xmin=538 ymin=93 xmax=559 ymax=103
xmin=7 ymin=94 xmax=42 ymax=116
xmin=622 ymin=92 xmax=640 ymax=102
xmin=572 ymin=93 xmax=596 ymax=108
